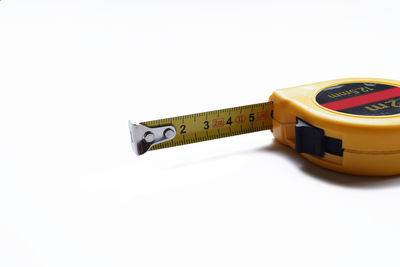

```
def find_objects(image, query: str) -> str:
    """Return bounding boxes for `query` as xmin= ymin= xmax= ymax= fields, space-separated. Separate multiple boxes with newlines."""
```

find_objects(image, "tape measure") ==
xmin=129 ymin=78 xmax=400 ymax=176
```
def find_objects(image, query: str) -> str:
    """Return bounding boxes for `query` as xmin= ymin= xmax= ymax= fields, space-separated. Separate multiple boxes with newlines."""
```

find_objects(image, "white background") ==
xmin=1 ymin=0 xmax=400 ymax=266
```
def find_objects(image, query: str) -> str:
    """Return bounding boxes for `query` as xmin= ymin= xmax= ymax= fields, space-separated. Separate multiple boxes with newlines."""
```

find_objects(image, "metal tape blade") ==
xmin=129 ymin=101 xmax=273 ymax=155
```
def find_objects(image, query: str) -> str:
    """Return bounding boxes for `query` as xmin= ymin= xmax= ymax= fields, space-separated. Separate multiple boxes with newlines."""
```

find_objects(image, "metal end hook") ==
xmin=128 ymin=121 xmax=176 ymax=155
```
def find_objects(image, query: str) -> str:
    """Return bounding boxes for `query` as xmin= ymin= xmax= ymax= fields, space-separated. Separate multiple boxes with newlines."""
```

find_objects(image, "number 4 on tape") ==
xmin=129 ymin=78 xmax=400 ymax=176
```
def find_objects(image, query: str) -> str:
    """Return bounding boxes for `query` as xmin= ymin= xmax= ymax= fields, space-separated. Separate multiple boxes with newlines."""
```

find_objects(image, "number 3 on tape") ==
xmin=129 ymin=78 xmax=400 ymax=176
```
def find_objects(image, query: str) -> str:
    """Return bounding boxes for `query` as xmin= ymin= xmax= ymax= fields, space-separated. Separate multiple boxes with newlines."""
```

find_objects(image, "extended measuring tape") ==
xmin=129 ymin=78 xmax=400 ymax=176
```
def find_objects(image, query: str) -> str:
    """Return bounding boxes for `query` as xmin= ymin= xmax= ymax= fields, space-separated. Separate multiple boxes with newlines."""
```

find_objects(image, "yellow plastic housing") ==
xmin=269 ymin=78 xmax=400 ymax=176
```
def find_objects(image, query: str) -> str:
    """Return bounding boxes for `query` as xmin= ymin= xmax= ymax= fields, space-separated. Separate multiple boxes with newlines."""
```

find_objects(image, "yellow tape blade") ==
xmin=140 ymin=102 xmax=273 ymax=151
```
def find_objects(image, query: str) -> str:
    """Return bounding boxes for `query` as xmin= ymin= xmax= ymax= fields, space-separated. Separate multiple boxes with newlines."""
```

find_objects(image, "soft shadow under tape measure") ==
xmin=129 ymin=78 xmax=400 ymax=176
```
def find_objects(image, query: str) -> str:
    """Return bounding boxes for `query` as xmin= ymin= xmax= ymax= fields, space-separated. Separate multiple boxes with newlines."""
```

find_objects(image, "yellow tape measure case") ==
xmin=270 ymin=78 xmax=400 ymax=176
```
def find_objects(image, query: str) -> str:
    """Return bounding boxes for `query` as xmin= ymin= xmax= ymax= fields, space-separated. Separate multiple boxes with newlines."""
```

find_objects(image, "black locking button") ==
xmin=295 ymin=118 xmax=343 ymax=157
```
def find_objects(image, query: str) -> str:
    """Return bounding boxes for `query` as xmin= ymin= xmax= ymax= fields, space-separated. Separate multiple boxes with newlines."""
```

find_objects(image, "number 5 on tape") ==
xmin=129 ymin=78 xmax=400 ymax=176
